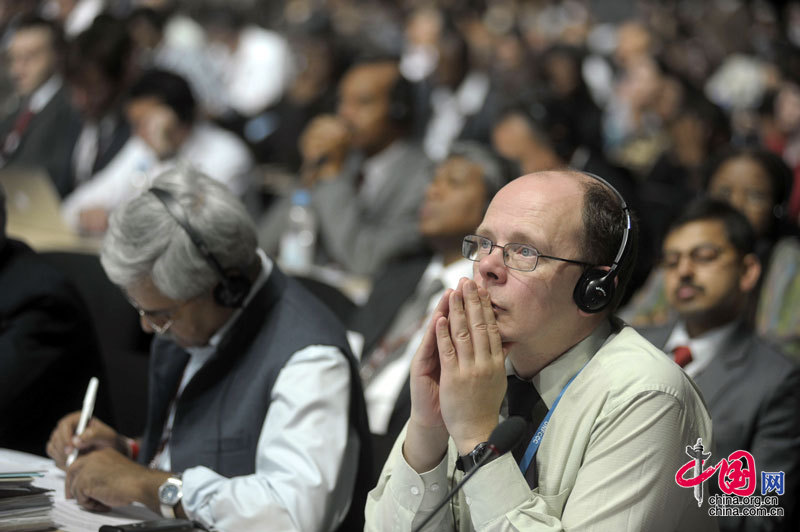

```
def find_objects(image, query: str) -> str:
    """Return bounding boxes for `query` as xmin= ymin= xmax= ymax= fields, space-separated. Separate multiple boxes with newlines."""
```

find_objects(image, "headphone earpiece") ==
xmin=573 ymin=268 xmax=616 ymax=314
xmin=213 ymin=273 xmax=252 ymax=308
xmin=570 ymin=172 xmax=631 ymax=314
xmin=149 ymin=187 xmax=251 ymax=308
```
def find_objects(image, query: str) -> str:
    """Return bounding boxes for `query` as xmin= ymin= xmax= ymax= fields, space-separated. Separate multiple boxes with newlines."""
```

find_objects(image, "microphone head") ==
xmin=488 ymin=416 xmax=527 ymax=454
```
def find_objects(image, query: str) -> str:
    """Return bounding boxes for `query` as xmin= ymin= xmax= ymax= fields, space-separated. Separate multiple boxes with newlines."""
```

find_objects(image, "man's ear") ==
xmin=739 ymin=253 xmax=762 ymax=293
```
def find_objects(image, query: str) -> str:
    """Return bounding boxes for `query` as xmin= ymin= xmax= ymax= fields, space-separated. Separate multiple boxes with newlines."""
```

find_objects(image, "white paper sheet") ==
xmin=0 ymin=448 xmax=161 ymax=532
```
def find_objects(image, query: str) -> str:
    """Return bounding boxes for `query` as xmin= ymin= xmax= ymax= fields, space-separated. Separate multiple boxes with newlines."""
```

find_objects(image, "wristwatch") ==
xmin=158 ymin=475 xmax=183 ymax=518
xmin=456 ymin=441 xmax=493 ymax=472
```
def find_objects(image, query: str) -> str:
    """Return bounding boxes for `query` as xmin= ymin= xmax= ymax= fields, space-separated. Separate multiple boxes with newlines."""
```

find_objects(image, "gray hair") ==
xmin=446 ymin=141 xmax=507 ymax=202
xmin=100 ymin=166 xmax=258 ymax=300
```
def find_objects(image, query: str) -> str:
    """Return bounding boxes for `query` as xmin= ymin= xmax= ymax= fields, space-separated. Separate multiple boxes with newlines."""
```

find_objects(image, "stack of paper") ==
xmin=0 ymin=471 xmax=55 ymax=532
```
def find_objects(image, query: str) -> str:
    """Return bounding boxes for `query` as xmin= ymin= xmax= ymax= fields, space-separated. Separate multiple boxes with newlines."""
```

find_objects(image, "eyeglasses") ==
xmin=126 ymin=297 xmax=188 ymax=335
xmin=660 ymin=244 xmax=733 ymax=270
xmin=462 ymin=234 xmax=590 ymax=272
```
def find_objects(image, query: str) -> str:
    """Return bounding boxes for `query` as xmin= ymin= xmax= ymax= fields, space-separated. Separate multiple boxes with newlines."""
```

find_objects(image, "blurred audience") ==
xmin=65 ymin=16 xmax=138 ymax=187
xmin=258 ymin=57 xmax=432 ymax=276
xmin=623 ymin=147 xmax=800 ymax=359
xmin=62 ymin=68 xmax=253 ymax=233
xmin=1 ymin=16 xmax=81 ymax=196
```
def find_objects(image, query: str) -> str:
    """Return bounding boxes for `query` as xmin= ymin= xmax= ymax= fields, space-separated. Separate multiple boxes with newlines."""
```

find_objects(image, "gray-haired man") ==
xmin=47 ymin=167 xmax=371 ymax=532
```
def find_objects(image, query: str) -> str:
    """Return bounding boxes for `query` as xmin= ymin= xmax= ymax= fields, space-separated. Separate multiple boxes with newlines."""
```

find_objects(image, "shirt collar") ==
xmin=664 ymin=320 xmax=738 ymax=372
xmin=28 ymin=75 xmax=61 ymax=113
xmin=506 ymin=319 xmax=614 ymax=408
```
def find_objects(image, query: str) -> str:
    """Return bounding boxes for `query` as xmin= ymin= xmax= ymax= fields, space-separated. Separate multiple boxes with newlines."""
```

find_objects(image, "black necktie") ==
xmin=506 ymin=375 xmax=548 ymax=489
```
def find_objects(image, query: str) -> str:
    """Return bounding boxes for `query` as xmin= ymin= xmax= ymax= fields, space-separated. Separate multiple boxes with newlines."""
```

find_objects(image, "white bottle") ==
xmin=278 ymin=189 xmax=316 ymax=274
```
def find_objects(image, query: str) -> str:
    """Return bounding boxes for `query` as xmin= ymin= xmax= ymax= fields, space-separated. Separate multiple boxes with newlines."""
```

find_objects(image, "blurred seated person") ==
xmin=622 ymin=147 xmax=800 ymax=359
xmin=65 ymin=16 xmax=139 ymax=188
xmin=258 ymin=57 xmax=433 ymax=276
xmin=418 ymin=20 xmax=503 ymax=161
xmin=637 ymin=198 xmax=800 ymax=531
xmin=62 ymin=69 xmax=253 ymax=234
xmin=638 ymin=89 xmax=731 ymax=263
xmin=46 ymin=0 xmax=105 ymax=39
xmin=0 ymin=184 xmax=107 ymax=456
xmin=0 ymin=16 xmax=81 ymax=197
xmin=350 ymin=141 xmax=505 ymax=472
xmin=198 ymin=7 xmax=292 ymax=122
xmin=126 ymin=7 xmax=225 ymax=117
xmin=47 ymin=167 xmax=371 ymax=531
xmin=251 ymin=32 xmax=341 ymax=172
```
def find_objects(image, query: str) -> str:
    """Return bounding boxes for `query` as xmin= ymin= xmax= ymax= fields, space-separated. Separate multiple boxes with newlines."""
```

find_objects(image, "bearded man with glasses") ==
xmin=366 ymin=170 xmax=716 ymax=531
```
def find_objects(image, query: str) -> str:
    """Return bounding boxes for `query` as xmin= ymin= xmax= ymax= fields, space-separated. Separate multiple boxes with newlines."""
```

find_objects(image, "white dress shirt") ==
xmin=364 ymin=257 xmax=473 ymax=434
xmin=423 ymin=72 xmax=490 ymax=161
xmin=155 ymin=250 xmax=358 ymax=532
xmin=207 ymin=26 xmax=293 ymax=117
xmin=61 ymin=121 xmax=252 ymax=230
xmin=27 ymin=76 xmax=62 ymax=113
xmin=664 ymin=321 xmax=738 ymax=378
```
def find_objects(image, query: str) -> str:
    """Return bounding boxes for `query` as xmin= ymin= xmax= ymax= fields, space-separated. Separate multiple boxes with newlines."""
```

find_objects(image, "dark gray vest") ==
xmin=140 ymin=267 xmax=372 ymax=529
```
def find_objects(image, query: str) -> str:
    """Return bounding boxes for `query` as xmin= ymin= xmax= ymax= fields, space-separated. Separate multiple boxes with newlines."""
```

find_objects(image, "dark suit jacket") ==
xmin=0 ymin=239 xmax=108 ymax=455
xmin=0 ymin=85 xmax=82 ymax=197
xmin=348 ymin=250 xmax=432 ymax=475
xmin=639 ymin=321 xmax=800 ymax=532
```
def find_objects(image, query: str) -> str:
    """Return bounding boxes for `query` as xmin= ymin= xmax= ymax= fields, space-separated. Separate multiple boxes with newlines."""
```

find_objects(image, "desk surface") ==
xmin=0 ymin=448 xmax=160 ymax=532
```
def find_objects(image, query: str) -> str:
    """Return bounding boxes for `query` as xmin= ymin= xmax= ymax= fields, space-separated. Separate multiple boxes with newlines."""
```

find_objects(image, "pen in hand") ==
xmin=66 ymin=376 xmax=99 ymax=467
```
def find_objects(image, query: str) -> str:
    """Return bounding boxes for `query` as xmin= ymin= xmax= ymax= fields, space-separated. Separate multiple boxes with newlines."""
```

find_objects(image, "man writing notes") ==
xmin=365 ymin=170 xmax=717 ymax=531
xmin=47 ymin=167 xmax=371 ymax=532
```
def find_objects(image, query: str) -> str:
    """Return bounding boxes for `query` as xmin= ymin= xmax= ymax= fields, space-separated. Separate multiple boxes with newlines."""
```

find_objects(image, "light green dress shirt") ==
xmin=365 ymin=319 xmax=718 ymax=531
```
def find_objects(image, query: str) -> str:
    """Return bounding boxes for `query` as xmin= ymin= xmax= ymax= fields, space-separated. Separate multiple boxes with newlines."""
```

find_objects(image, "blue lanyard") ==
xmin=518 ymin=361 xmax=590 ymax=475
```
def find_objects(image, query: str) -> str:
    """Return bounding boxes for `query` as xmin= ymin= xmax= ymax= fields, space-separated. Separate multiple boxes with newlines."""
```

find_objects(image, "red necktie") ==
xmin=2 ymin=107 xmax=35 ymax=157
xmin=672 ymin=345 xmax=693 ymax=368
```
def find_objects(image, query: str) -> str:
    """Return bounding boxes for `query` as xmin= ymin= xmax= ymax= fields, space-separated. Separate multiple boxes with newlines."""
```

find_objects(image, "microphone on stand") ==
xmin=411 ymin=416 xmax=527 ymax=532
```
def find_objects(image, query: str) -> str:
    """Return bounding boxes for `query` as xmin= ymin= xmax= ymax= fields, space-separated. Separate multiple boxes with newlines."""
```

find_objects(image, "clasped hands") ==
xmin=46 ymin=412 xmax=167 ymax=513
xmin=404 ymin=278 xmax=508 ymax=472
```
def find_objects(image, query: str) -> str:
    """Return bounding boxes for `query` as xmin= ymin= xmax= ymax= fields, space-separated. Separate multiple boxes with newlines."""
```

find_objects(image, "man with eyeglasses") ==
xmin=365 ymin=170 xmax=716 ymax=531
xmin=638 ymin=198 xmax=800 ymax=532
xmin=46 ymin=167 xmax=372 ymax=532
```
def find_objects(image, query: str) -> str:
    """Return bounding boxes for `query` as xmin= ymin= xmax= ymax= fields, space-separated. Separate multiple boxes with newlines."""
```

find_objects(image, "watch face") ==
xmin=160 ymin=483 xmax=180 ymax=505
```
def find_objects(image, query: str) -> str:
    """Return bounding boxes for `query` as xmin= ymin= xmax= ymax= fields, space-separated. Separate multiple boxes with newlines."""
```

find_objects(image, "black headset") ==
xmin=149 ymin=187 xmax=251 ymax=308
xmin=572 ymin=172 xmax=632 ymax=314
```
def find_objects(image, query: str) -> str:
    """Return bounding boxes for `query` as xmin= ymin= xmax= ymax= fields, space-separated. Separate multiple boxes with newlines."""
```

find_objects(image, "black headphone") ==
xmin=572 ymin=172 xmax=632 ymax=314
xmin=149 ymin=187 xmax=252 ymax=308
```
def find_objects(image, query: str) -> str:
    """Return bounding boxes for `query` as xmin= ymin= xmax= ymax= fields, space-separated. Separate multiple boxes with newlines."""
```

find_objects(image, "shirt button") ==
xmin=465 ymin=496 xmax=472 ymax=506
xmin=410 ymin=486 xmax=420 ymax=496
xmin=430 ymin=483 xmax=440 ymax=492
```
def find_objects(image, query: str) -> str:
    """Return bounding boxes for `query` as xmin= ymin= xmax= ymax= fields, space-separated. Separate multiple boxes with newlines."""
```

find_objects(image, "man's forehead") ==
xmin=479 ymin=172 xmax=584 ymax=243
xmin=664 ymin=219 xmax=729 ymax=249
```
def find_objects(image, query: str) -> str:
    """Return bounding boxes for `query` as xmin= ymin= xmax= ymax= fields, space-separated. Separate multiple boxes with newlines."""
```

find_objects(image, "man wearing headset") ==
xmin=47 ymin=167 xmax=371 ymax=532
xmin=365 ymin=170 xmax=716 ymax=531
